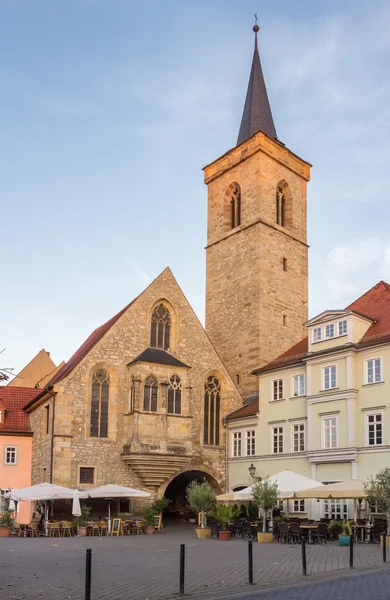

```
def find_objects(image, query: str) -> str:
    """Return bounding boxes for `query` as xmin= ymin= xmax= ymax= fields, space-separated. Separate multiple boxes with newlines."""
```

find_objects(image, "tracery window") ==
xmin=91 ymin=369 xmax=109 ymax=438
xmin=276 ymin=186 xmax=286 ymax=227
xmin=203 ymin=376 xmax=221 ymax=445
xmin=143 ymin=374 xmax=158 ymax=412
xmin=168 ymin=374 xmax=182 ymax=414
xmin=150 ymin=304 xmax=171 ymax=350
xmin=230 ymin=184 xmax=241 ymax=229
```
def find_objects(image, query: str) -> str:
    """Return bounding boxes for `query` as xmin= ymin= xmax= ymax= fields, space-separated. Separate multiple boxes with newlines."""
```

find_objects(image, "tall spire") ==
xmin=237 ymin=21 xmax=277 ymax=145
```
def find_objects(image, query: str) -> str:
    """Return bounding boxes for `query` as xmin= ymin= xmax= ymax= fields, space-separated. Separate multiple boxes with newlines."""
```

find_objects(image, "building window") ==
xmin=42 ymin=467 xmax=47 ymax=483
xmin=366 ymin=413 xmax=383 ymax=446
xmin=271 ymin=426 xmax=284 ymax=454
xmin=313 ymin=327 xmax=322 ymax=342
xmin=276 ymin=186 xmax=286 ymax=227
xmin=143 ymin=375 xmax=158 ymax=412
xmin=339 ymin=320 xmax=347 ymax=336
xmin=365 ymin=358 xmax=382 ymax=384
xmin=272 ymin=379 xmax=284 ymax=401
xmin=246 ymin=430 xmax=256 ymax=456
xmin=324 ymin=498 xmax=347 ymax=520
xmin=168 ymin=374 xmax=182 ymax=414
xmin=370 ymin=500 xmax=385 ymax=514
xmin=44 ymin=405 xmax=50 ymax=435
xmin=283 ymin=258 xmax=287 ymax=271
xmin=283 ymin=315 xmax=287 ymax=326
xmin=79 ymin=467 xmax=95 ymax=485
xmin=293 ymin=500 xmax=305 ymax=513
xmin=292 ymin=423 xmax=305 ymax=452
xmin=91 ymin=368 xmax=109 ymax=438
xmin=323 ymin=365 xmax=337 ymax=390
xmin=325 ymin=323 xmax=335 ymax=339
xmin=150 ymin=303 xmax=171 ymax=350
xmin=4 ymin=446 xmax=17 ymax=465
xmin=323 ymin=417 xmax=337 ymax=449
xmin=129 ymin=379 xmax=135 ymax=413
xmin=230 ymin=184 xmax=241 ymax=229
xmin=204 ymin=376 xmax=221 ymax=446
xmin=232 ymin=432 xmax=242 ymax=457
xmin=292 ymin=374 xmax=305 ymax=397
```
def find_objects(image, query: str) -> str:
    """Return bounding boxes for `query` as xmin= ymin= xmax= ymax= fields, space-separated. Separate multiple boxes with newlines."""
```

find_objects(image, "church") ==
xmin=23 ymin=25 xmax=311 ymax=507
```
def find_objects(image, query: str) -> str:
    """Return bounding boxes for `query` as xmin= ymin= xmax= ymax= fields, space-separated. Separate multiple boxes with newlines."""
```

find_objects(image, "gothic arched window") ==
xmin=168 ymin=374 xmax=182 ymax=414
xmin=150 ymin=304 xmax=171 ymax=350
xmin=144 ymin=374 xmax=158 ymax=412
xmin=203 ymin=375 xmax=221 ymax=445
xmin=230 ymin=184 xmax=241 ymax=229
xmin=276 ymin=182 xmax=291 ymax=228
xmin=91 ymin=368 xmax=109 ymax=438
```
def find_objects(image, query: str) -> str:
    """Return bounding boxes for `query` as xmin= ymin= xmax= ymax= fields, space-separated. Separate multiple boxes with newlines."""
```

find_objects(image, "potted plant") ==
xmin=251 ymin=476 xmax=279 ymax=543
xmin=188 ymin=509 xmax=197 ymax=523
xmin=78 ymin=504 xmax=91 ymax=536
xmin=152 ymin=497 xmax=170 ymax=529
xmin=0 ymin=509 xmax=14 ymax=537
xmin=144 ymin=507 xmax=158 ymax=534
xmin=209 ymin=504 xmax=235 ymax=541
xmin=365 ymin=468 xmax=390 ymax=548
xmin=329 ymin=519 xmax=351 ymax=546
xmin=186 ymin=479 xmax=215 ymax=539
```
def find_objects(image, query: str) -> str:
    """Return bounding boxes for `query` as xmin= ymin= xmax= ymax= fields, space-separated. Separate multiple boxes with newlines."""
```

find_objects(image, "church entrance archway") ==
xmin=162 ymin=470 xmax=222 ymax=521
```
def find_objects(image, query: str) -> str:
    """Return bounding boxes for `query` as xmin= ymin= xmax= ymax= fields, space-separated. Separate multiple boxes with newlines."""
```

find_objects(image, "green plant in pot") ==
xmin=0 ymin=509 xmax=14 ymax=537
xmin=78 ymin=504 xmax=91 ymax=536
xmin=365 ymin=468 xmax=390 ymax=546
xmin=251 ymin=476 xmax=279 ymax=543
xmin=209 ymin=504 xmax=235 ymax=540
xmin=144 ymin=507 xmax=158 ymax=534
xmin=329 ymin=519 xmax=351 ymax=546
xmin=152 ymin=497 xmax=170 ymax=529
xmin=186 ymin=479 xmax=215 ymax=539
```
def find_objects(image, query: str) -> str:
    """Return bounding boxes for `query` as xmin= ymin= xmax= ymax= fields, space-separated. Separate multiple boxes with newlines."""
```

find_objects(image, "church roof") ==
xmin=237 ymin=25 xmax=277 ymax=145
xmin=252 ymin=281 xmax=390 ymax=374
xmin=127 ymin=347 xmax=190 ymax=369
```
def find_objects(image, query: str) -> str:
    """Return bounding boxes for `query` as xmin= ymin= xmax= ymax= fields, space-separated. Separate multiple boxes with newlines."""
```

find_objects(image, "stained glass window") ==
xmin=204 ymin=376 xmax=221 ymax=445
xmin=91 ymin=369 xmax=109 ymax=438
xmin=150 ymin=304 xmax=171 ymax=350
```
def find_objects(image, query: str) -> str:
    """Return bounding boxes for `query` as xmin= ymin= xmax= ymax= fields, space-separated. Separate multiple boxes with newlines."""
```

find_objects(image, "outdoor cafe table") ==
xmin=300 ymin=524 xmax=318 ymax=543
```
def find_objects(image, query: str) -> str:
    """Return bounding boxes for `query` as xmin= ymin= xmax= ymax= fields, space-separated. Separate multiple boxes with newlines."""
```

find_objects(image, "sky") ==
xmin=1 ymin=0 xmax=390 ymax=375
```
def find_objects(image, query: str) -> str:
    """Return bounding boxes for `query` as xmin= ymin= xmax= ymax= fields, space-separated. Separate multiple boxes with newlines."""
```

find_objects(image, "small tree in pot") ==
xmin=78 ymin=504 xmax=91 ymax=536
xmin=186 ymin=479 xmax=215 ymax=539
xmin=365 ymin=468 xmax=390 ymax=546
xmin=251 ymin=476 xmax=279 ymax=543
xmin=208 ymin=504 xmax=237 ymax=541
xmin=0 ymin=509 xmax=14 ymax=537
xmin=144 ymin=507 xmax=158 ymax=534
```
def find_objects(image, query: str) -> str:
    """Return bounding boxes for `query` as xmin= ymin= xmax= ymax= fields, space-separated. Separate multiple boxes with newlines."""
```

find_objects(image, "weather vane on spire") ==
xmin=253 ymin=13 xmax=259 ymax=33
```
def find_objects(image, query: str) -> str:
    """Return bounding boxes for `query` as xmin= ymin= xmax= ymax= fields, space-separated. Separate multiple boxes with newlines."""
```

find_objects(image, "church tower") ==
xmin=204 ymin=24 xmax=311 ymax=398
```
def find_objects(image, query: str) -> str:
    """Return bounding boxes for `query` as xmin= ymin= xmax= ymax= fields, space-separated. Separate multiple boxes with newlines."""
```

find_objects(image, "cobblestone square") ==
xmin=0 ymin=525 xmax=387 ymax=600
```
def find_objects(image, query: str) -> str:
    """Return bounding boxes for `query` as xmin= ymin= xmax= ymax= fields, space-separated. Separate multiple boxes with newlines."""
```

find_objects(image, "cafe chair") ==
xmin=100 ymin=521 xmax=108 ymax=536
xmin=49 ymin=522 xmax=61 ymax=538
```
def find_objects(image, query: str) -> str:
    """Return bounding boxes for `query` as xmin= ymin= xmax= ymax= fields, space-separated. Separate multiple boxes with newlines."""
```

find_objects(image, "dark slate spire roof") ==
xmin=237 ymin=25 xmax=277 ymax=145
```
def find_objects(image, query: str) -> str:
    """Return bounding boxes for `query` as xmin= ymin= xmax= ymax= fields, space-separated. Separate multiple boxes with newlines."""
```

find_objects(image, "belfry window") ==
xmin=144 ymin=375 xmax=158 ymax=412
xmin=230 ymin=184 xmax=241 ymax=229
xmin=168 ymin=374 xmax=182 ymax=414
xmin=150 ymin=304 xmax=171 ymax=350
xmin=91 ymin=369 xmax=109 ymax=438
xmin=276 ymin=186 xmax=286 ymax=227
xmin=204 ymin=375 xmax=221 ymax=445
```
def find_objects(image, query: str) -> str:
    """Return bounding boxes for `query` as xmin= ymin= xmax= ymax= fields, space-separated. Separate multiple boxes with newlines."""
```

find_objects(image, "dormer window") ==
xmin=325 ymin=324 xmax=335 ymax=339
xmin=313 ymin=327 xmax=322 ymax=342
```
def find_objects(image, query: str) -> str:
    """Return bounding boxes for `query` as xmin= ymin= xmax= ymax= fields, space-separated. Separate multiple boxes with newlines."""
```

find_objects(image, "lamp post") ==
xmin=248 ymin=464 xmax=262 ymax=483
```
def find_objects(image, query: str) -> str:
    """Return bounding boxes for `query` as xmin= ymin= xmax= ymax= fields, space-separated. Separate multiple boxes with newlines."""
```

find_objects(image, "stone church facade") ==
xmin=24 ymin=26 xmax=311 ymax=500
xmin=25 ymin=270 xmax=242 ymax=498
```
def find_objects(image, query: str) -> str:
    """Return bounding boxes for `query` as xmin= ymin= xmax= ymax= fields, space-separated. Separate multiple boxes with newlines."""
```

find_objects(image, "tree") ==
xmin=0 ymin=348 xmax=14 ymax=382
xmin=251 ymin=476 xmax=279 ymax=533
xmin=186 ymin=480 xmax=215 ymax=528
xmin=365 ymin=468 xmax=390 ymax=534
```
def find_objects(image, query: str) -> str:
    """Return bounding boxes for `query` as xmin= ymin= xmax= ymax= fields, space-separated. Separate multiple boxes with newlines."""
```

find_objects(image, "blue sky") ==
xmin=2 ymin=0 xmax=390 ymax=374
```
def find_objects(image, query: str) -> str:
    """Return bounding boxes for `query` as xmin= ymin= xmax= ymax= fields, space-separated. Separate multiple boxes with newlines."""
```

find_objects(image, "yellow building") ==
xmin=226 ymin=281 xmax=390 ymax=520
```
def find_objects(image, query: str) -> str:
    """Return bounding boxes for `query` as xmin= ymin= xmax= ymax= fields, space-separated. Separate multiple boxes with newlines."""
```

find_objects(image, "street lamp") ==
xmin=248 ymin=464 xmax=256 ymax=479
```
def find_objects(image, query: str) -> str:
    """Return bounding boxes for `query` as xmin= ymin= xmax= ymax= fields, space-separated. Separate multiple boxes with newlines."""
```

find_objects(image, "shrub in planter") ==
xmin=151 ymin=498 xmax=170 ymax=528
xmin=365 ymin=468 xmax=390 ymax=536
xmin=186 ymin=480 xmax=215 ymax=538
xmin=329 ymin=519 xmax=352 ymax=546
xmin=0 ymin=509 xmax=14 ymax=537
xmin=144 ymin=507 xmax=158 ymax=534
xmin=78 ymin=504 xmax=91 ymax=536
xmin=209 ymin=505 xmax=236 ymax=541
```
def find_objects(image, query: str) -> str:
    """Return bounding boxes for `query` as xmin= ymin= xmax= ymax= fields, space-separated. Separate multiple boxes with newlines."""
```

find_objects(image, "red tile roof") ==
xmin=225 ymin=397 xmax=259 ymax=421
xmin=0 ymin=387 xmax=38 ymax=433
xmin=253 ymin=281 xmax=390 ymax=374
xmin=23 ymin=297 xmax=138 ymax=411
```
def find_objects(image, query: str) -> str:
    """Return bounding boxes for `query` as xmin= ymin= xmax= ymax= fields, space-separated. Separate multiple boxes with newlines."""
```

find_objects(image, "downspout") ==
xmin=223 ymin=417 xmax=228 ymax=493
xmin=47 ymin=391 xmax=56 ymax=484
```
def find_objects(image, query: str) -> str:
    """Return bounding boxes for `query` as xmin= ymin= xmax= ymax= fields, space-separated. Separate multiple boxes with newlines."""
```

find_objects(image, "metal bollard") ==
xmin=248 ymin=540 xmax=254 ymax=584
xmin=383 ymin=534 xmax=387 ymax=563
xmin=349 ymin=534 xmax=354 ymax=568
xmin=179 ymin=543 xmax=185 ymax=595
xmin=301 ymin=537 xmax=307 ymax=576
xmin=85 ymin=548 xmax=92 ymax=600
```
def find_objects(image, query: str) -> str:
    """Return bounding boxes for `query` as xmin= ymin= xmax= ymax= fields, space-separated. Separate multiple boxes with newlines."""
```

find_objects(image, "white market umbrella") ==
xmin=235 ymin=469 xmax=322 ymax=501
xmin=6 ymin=483 xmax=88 ymax=501
xmin=8 ymin=499 xmax=15 ymax=512
xmin=72 ymin=491 xmax=82 ymax=517
xmin=295 ymin=480 xmax=367 ymax=500
xmin=87 ymin=485 xmax=151 ymax=534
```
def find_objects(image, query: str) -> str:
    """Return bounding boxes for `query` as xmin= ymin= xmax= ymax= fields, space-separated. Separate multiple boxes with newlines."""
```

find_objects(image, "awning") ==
xmin=86 ymin=484 xmax=151 ymax=498
xmin=235 ymin=469 xmax=322 ymax=501
xmin=215 ymin=493 xmax=237 ymax=503
xmin=295 ymin=479 xmax=367 ymax=499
